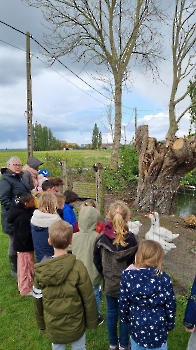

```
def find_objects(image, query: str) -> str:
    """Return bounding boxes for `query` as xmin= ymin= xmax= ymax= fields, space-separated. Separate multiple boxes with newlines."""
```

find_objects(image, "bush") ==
xmin=104 ymin=142 xmax=138 ymax=193
xmin=180 ymin=169 xmax=196 ymax=186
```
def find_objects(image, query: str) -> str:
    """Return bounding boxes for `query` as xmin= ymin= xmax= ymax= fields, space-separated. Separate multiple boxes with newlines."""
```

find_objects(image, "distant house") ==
xmin=65 ymin=143 xmax=81 ymax=150
xmin=100 ymin=143 xmax=122 ymax=150
xmin=66 ymin=143 xmax=77 ymax=148
xmin=81 ymin=144 xmax=90 ymax=148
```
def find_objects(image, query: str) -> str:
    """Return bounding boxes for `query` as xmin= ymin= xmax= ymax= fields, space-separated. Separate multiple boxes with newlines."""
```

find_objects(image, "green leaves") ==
xmin=104 ymin=142 xmax=138 ymax=192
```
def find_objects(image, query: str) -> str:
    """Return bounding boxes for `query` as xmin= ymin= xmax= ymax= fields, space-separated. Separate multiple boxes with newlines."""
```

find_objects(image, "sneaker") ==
xmin=119 ymin=345 xmax=131 ymax=350
xmin=109 ymin=345 xmax=118 ymax=350
xmin=24 ymin=291 xmax=33 ymax=296
xmin=98 ymin=314 xmax=104 ymax=325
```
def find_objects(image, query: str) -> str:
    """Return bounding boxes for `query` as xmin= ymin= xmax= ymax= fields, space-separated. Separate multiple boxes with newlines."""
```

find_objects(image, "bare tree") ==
xmin=134 ymin=0 xmax=196 ymax=214
xmin=168 ymin=0 xmax=196 ymax=135
xmin=99 ymin=104 xmax=115 ymax=142
xmin=23 ymin=0 xmax=166 ymax=170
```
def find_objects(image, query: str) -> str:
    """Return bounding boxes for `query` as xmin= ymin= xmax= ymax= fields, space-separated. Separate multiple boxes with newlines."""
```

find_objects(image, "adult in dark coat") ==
xmin=0 ymin=156 xmax=30 ymax=277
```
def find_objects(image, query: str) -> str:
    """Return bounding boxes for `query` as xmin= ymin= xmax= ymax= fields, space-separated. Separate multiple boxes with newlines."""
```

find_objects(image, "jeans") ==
xmin=187 ymin=328 xmax=196 ymax=350
xmin=131 ymin=337 xmax=167 ymax=350
xmin=93 ymin=283 xmax=100 ymax=315
xmin=52 ymin=333 xmax=86 ymax=350
xmin=106 ymin=295 xmax=129 ymax=347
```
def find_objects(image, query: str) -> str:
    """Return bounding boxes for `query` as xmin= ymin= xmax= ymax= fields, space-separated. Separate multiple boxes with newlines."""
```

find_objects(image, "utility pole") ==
xmin=26 ymin=32 xmax=33 ymax=158
xmin=135 ymin=107 xmax=137 ymax=137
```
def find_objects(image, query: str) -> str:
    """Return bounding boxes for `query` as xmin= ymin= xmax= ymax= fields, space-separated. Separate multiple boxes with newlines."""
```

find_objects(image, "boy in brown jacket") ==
xmin=33 ymin=220 xmax=98 ymax=350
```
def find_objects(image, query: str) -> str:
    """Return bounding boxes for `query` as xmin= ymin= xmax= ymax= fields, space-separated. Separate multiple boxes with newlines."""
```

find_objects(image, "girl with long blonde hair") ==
xmin=94 ymin=201 xmax=138 ymax=350
xmin=31 ymin=193 xmax=61 ymax=262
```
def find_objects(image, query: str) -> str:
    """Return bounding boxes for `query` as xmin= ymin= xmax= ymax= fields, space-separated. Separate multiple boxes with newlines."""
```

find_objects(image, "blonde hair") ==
xmin=49 ymin=220 xmax=73 ymax=249
xmin=135 ymin=240 xmax=164 ymax=273
xmin=54 ymin=193 xmax=65 ymax=207
xmin=38 ymin=193 xmax=57 ymax=214
xmin=109 ymin=202 xmax=130 ymax=247
xmin=79 ymin=199 xmax=98 ymax=212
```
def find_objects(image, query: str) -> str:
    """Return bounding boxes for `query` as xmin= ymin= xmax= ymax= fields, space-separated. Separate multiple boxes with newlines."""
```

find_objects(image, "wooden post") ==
xmin=95 ymin=163 xmax=104 ymax=218
xmin=61 ymin=161 xmax=68 ymax=192
xmin=26 ymin=32 xmax=33 ymax=158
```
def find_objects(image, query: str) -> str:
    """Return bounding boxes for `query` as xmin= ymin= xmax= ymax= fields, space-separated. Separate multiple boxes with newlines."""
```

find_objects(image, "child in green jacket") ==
xmin=33 ymin=220 xmax=98 ymax=350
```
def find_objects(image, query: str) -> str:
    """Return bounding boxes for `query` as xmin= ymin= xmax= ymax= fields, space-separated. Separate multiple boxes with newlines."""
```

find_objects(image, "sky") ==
xmin=0 ymin=0 xmax=193 ymax=150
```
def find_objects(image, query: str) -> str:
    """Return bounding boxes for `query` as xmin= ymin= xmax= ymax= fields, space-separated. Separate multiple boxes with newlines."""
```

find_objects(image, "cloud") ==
xmin=0 ymin=0 xmax=193 ymax=150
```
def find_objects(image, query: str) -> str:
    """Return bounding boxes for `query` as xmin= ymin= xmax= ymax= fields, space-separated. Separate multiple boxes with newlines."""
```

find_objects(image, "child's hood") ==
xmin=34 ymin=254 xmax=76 ymax=287
xmin=31 ymin=209 xmax=60 ymax=228
xmin=103 ymin=221 xmax=116 ymax=239
xmin=7 ymin=204 xmax=33 ymax=223
xmin=78 ymin=206 xmax=101 ymax=232
xmin=121 ymin=267 xmax=171 ymax=306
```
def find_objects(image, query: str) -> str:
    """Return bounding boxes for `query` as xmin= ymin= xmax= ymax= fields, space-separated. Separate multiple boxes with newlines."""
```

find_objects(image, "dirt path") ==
xmin=131 ymin=211 xmax=196 ymax=296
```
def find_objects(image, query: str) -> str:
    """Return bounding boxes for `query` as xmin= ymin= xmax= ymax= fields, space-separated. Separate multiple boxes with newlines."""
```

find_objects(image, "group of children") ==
xmin=6 ymin=176 xmax=196 ymax=350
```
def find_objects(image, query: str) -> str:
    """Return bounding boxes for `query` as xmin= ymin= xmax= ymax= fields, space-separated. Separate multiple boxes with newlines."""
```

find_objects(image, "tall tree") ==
xmin=23 ymin=0 xmax=166 ymax=170
xmin=134 ymin=0 xmax=196 ymax=214
xmin=168 ymin=0 xmax=196 ymax=135
xmin=92 ymin=123 xmax=99 ymax=149
xmin=99 ymin=104 xmax=115 ymax=142
xmin=33 ymin=122 xmax=61 ymax=151
xmin=98 ymin=131 xmax=102 ymax=149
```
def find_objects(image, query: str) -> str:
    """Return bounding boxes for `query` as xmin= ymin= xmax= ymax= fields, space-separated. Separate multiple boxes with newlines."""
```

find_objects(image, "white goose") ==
xmin=145 ymin=214 xmax=176 ymax=254
xmin=127 ymin=221 xmax=142 ymax=235
xmin=152 ymin=212 xmax=179 ymax=241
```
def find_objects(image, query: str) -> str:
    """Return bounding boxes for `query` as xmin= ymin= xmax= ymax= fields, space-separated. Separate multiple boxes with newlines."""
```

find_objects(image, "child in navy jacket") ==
xmin=183 ymin=275 xmax=196 ymax=350
xmin=119 ymin=239 xmax=176 ymax=350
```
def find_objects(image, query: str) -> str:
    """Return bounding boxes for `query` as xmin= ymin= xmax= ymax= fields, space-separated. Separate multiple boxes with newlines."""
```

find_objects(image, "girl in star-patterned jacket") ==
xmin=118 ymin=240 xmax=176 ymax=350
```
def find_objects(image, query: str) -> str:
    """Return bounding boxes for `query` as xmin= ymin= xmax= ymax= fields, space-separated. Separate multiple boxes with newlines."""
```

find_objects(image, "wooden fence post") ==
xmin=61 ymin=161 xmax=68 ymax=192
xmin=95 ymin=163 xmax=104 ymax=218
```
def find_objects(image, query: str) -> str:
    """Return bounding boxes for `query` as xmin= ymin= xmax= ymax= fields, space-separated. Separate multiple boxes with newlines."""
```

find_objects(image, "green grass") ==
xmin=0 ymin=149 xmax=112 ymax=170
xmin=0 ymin=222 xmax=191 ymax=350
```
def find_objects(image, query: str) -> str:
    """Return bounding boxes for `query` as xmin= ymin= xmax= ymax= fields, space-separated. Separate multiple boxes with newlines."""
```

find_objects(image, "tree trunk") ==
xmin=110 ymin=77 xmax=122 ymax=170
xmin=134 ymin=125 xmax=196 ymax=214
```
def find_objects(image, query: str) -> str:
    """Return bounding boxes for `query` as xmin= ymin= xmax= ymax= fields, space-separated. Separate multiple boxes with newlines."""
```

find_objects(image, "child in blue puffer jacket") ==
xmin=119 ymin=240 xmax=176 ymax=350
xmin=63 ymin=190 xmax=78 ymax=230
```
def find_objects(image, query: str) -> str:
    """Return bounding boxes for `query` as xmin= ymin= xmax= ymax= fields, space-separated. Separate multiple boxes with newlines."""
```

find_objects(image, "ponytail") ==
xmin=109 ymin=202 xmax=130 ymax=247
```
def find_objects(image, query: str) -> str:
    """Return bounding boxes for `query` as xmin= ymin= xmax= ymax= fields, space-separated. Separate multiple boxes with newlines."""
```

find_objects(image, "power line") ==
xmin=0 ymin=20 xmax=113 ymax=102
xmin=0 ymin=20 xmax=171 ymax=114
xmin=0 ymin=39 xmax=26 ymax=53
xmin=0 ymin=37 xmax=109 ymax=106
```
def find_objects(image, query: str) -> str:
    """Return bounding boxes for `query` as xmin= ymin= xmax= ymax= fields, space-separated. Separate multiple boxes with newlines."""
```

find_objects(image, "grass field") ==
xmin=0 ymin=149 xmax=192 ymax=349
xmin=0 ymin=149 xmax=112 ymax=171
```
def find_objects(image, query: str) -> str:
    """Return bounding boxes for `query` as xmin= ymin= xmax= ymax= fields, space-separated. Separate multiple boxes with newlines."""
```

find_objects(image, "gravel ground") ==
xmin=132 ymin=212 xmax=196 ymax=296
